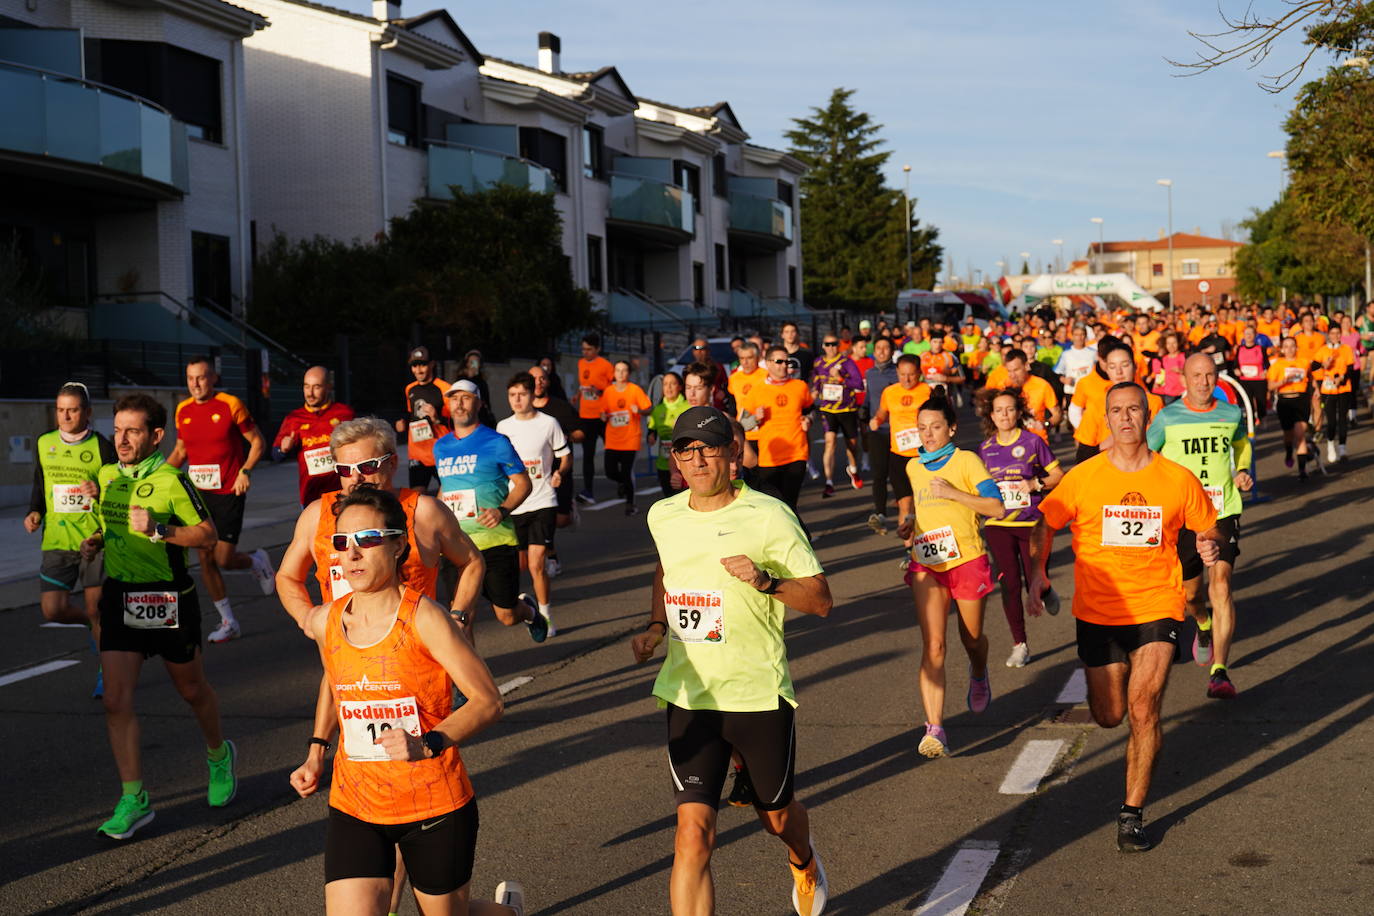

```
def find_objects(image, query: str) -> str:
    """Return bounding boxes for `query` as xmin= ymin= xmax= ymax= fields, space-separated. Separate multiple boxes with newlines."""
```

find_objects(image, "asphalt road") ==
xmin=2 ymin=418 xmax=1372 ymax=915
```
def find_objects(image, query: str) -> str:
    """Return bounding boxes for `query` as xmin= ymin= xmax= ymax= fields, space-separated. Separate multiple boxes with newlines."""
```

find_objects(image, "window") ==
xmin=582 ymin=125 xmax=605 ymax=179
xmin=587 ymin=235 xmax=603 ymax=291
xmin=386 ymin=73 xmax=421 ymax=147
xmin=423 ymin=105 xmax=467 ymax=143
xmin=84 ymin=39 xmax=223 ymax=143
xmin=788 ymin=267 xmax=797 ymax=302
xmin=713 ymin=153 xmax=728 ymax=197
xmin=674 ymin=160 xmax=701 ymax=213
xmin=1181 ymin=259 xmax=1200 ymax=276
xmin=714 ymin=244 xmax=726 ymax=291
xmin=776 ymin=180 xmax=794 ymax=206
xmin=1152 ymin=262 xmax=1164 ymax=277
xmin=191 ymin=232 xmax=232 ymax=309
xmin=520 ymin=127 xmax=568 ymax=191
xmin=692 ymin=262 xmax=705 ymax=305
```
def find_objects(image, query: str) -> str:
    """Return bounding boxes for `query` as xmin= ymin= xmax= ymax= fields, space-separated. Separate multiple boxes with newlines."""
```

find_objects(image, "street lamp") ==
xmin=1266 ymin=150 xmax=1287 ymax=198
xmin=1157 ymin=179 xmax=1174 ymax=304
xmin=902 ymin=164 xmax=912 ymax=290
xmin=1089 ymin=217 xmax=1104 ymax=272
xmin=1052 ymin=239 xmax=1064 ymax=273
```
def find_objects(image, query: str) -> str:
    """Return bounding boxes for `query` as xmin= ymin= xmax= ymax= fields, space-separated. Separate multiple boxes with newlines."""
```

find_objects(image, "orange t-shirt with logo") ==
xmin=1292 ymin=332 xmax=1325 ymax=367
xmin=740 ymin=378 xmax=813 ymax=467
xmin=1019 ymin=375 xmax=1059 ymax=442
xmin=983 ymin=365 xmax=1010 ymax=390
xmin=596 ymin=383 xmax=652 ymax=451
xmin=1314 ymin=345 xmax=1355 ymax=395
xmin=879 ymin=382 xmax=933 ymax=457
xmin=577 ymin=357 xmax=615 ymax=420
xmin=1267 ymin=357 xmax=1309 ymax=395
xmin=1070 ymin=372 xmax=1111 ymax=445
xmin=1039 ymin=452 xmax=1216 ymax=626
xmin=728 ymin=367 xmax=768 ymax=440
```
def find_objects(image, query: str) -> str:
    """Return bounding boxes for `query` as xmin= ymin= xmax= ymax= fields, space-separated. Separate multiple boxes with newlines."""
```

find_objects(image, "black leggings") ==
xmin=578 ymin=418 xmax=604 ymax=491
xmin=604 ymin=448 xmax=638 ymax=505
xmin=868 ymin=429 xmax=891 ymax=514
xmin=754 ymin=460 xmax=806 ymax=515
xmin=1322 ymin=391 xmax=1351 ymax=445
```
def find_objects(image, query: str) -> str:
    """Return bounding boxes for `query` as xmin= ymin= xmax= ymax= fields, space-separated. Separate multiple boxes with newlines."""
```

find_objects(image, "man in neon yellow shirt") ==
xmin=631 ymin=406 xmax=833 ymax=916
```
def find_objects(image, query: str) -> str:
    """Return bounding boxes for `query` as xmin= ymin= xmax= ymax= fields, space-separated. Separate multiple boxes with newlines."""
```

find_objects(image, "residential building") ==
xmin=1089 ymin=232 xmax=1242 ymax=306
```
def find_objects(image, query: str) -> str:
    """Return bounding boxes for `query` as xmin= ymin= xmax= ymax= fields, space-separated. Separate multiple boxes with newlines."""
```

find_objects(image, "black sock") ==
xmin=791 ymin=850 xmax=813 ymax=870
xmin=1120 ymin=804 xmax=1143 ymax=820
xmin=1298 ymin=454 xmax=1309 ymax=473
xmin=1285 ymin=444 xmax=1293 ymax=459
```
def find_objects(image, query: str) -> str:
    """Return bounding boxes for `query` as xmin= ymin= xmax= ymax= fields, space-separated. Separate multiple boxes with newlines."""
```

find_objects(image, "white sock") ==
xmin=539 ymin=603 xmax=552 ymax=618
xmin=214 ymin=598 xmax=236 ymax=625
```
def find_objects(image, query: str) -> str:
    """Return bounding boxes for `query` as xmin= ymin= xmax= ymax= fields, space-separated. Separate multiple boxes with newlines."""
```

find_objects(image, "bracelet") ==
xmin=308 ymin=737 xmax=332 ymax=753
xmin=645 ymin=620 xmax=667 ymax=635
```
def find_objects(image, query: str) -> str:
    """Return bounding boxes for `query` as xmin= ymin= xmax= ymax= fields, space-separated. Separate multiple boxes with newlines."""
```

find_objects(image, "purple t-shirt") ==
xmin=811 ymin=355 xmax=863 ymax=412
xmin=978 ymin=428 xmax=1057 ymax=525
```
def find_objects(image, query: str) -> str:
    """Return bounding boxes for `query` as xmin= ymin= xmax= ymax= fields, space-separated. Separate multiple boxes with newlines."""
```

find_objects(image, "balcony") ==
xmin=728 ymin=191 xmax=793 ymax=250
xmin=608 ymin=174 xmax=694 ymax=244
xmin=0 ymin=60 xmax=188 ymax=198
xmin=426 ymin=142 xmax=552 ymax=198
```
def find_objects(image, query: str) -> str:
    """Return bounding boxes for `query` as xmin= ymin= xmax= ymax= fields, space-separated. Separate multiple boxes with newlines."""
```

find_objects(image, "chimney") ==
xmin=538 ymin=32 xmax=560 ymax=74
xmin=373 ymin=0 xmax=400 ymax=21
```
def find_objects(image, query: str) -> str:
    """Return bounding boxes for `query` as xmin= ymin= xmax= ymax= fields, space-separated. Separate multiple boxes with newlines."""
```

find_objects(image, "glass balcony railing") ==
xmin=609 ymin=174 xmax=694 ymax=237
xmin=729 ymin=192 xmax=793 ymax=243
xmin=0 ymin=60 xmax=188 ymax=192
xmin=426 ymin=142 xmax=552 ymax=198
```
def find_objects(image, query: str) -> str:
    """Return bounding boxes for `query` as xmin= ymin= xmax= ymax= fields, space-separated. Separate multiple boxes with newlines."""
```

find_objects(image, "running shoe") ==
xmin=207 ymin=619 xmax=241 ymax=643
xmin=1193 ymin=625 xmax=1213 ymax=667
xmin=1339 ymin=443 xmax=1349 ymax=461
xmin=860 ymin=456 xmax=871 ymax=473
xmin=249 ymin=549 xmax=275 ymax=595
xmin=575 ymin=489 xmax=594 ymax=505
xmin=727 ymin=764 xmax=756 ymax=808
xmin=789 ymin=844 xmax=828 ymax=916
xmin=1117 ymin=813 xmax=1152 ymax=853
xmin=545 ymin=557 xmax=562 ymax=578
xmin=1284 ymin=454 xmax=1294 ymax=468
xmin=207 ymin=739 xmax=238 ymax=807
xmin=918 ymin=723 xmax=949 ymax=758
xmin=822 ymin=483 xmax=835 ymax=499
xmin=97 ymin=790 xmax=154 ymax=840
xmin=967 ymin=669 xmax=992 ymax=714
xmin=1005 ymin=642 xmax=1030 ymax=668
xmin=624 ymin=503 xmax=639 ymax=516
xmin=1207 ymin=670 xmax=1238 ymax=700
xmin=1043 ymin=586 xmax=1061 ymax=617
xmin=846 ymin=465 xmax=863 ymax=490
xmin=866 ymin=513 xmax=887 ymax=536
xmin=1327 ymin=439 xmax=1339 ymax=464
xmin=92 ymin=665 xmax=104 ymax=700
xmin=522 ymin=594 xmax=549 ymax=643
xmin=493 ymin=879 xmax=526 ymax=916
xmin=806 ymin=462 xmax=820 ymax=481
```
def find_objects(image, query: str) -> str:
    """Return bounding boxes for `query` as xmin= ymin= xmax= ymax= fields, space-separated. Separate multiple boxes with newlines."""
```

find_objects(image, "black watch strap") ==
xmin=422 ymin=731 xmax=447 ymax=758
xmin=760 ymin=575 xmax=781 ymax=595
xmin=308 ymin=736 xmax=332 ymax=752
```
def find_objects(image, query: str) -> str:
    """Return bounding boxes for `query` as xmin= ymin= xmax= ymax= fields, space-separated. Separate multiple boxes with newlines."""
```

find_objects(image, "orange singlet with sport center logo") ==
xmin=323 ymin=586 xmax=474 ymax=824
xmin=313 ymin=489 xmax=438 ymax=602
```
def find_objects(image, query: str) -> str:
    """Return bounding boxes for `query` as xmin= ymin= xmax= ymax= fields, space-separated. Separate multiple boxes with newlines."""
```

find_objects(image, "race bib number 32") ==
xmin=1100 ymin=505 xmax=1164 ymax=547
xmin=664 ymin=590 xmax=725 ymax=644
xmin=123 ymin=591 xmax=179 ymax=629
xmin=338 ymin=697 xmax=422 ymax=762
xmin=51 ymin=484 xmax=92 ymax=513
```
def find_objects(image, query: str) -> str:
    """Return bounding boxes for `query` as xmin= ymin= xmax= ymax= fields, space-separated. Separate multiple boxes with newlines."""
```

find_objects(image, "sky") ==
xmin=343 ymin=0 xmax=1323 ymax=283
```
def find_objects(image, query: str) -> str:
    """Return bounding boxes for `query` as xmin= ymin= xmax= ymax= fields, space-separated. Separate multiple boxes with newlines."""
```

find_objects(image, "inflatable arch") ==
xmin=1021 ymin=274 xmax=1165 ymax=312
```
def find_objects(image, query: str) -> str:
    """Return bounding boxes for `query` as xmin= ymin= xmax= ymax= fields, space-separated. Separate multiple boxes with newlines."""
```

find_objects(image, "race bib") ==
xmin=523 ymin=458 xmax=544 ymax=480
xmin=304 ymin=446 xmax=335 ymax=477
xmin=664 ymin=590 xmax=725 ymax=644
xmin=328 ymin=563 xmax=353 ymax=600
xmin=895 ymin=427 xmax=921 ymax=452
xmin=1100 ymin=505 xmax=1164 ymax=547
xmin=659 ymin=441 xmax=671 ymax=459
xmin=1284 ymin=367 xmax=1305 ymax=385
xmin=997 ymin=479 xmax=1032 ymax=510
xmin=1239 ymin=364 xmax=1260 ymax=378
xmin=123 ymin=591 xmax=179 ymax=629
xmin=1204 ymin=486 xmax=1225 ymax=512
xmin=609 ymin=410 xmax=631 ymax=428
xmin=912 ymin=525 xmax=962 ymax=567
xmin=441 ymin=488 xmax=478 ymax=520
xmin=580 ymin=386 xmax=599 ymax=402
xmin=1070 ymin=365 xmax=1091 ymax=380
xmin=189 ymin=464 xmax=222 ymax=490
xmin=823 ymin=383 xmax=844 ymax=402
xmin=408 ymin=419 xmax=434 ymax=443
xmin=338 ymin=697 xmax=422 ymax=762
xmin=51 ymin=483 xmax=92 ymax=513
xmin=1321 ymin=377 xmax=1340 ymax=393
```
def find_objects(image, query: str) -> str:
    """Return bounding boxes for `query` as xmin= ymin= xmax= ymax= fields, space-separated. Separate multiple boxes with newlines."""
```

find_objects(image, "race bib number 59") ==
xmin=338 ymin=697 xmax=422 ymax=762
xmin=664 ymin=590 xmax=725 ymax=644
xmin=1101 ymin=505 xmax=1164 ymax=547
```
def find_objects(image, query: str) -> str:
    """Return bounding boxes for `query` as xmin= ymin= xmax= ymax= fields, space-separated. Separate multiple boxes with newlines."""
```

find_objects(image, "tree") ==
xmin=785 ymin=88 xmax=942 ymax=305
xmin=1285 ymin=65 xmax=1374 ymax=240
xmin=1233 ymin=196 xmax=1365 ymax=299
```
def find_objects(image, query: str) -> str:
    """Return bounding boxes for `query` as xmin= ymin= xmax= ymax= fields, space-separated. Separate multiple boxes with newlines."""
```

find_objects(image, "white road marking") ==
xmin=39 ymin=622 xmax=88 ymax=628
xmin=998 ymin=739 xmax=1066 ymax=795
xmin=0 ymin=659 xmax=80 ymax=688
xmin=917 ymin=842 xmax=1000 ymax=916
xmin=582 ymin=486 xmax=660 ymax=511
xmin=498 ymin=676 xmax=533 ymax=695
xmin=1056 ymin=668 xmax=1087 ymax=705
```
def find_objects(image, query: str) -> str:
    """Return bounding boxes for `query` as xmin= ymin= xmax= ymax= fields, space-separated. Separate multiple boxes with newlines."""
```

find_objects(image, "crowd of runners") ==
xmin=19 ymin=296 xmax=1373 ymax=914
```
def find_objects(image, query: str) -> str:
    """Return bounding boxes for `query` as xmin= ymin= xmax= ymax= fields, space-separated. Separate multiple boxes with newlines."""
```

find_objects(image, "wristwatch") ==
xmin=421 ymin=731 xmax=447 ymax=758
xmin=758 ymin=574 xmax=781 ymax=595
xmin=148 ymin=522 xmax=169 ymax=542
xmin=308 ymin=737 xmax=332 ymax=753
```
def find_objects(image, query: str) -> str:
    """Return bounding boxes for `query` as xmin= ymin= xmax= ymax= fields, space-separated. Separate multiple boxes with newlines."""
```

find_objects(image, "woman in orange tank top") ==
xmin=289 ymin=487 xmax=522 ymax=915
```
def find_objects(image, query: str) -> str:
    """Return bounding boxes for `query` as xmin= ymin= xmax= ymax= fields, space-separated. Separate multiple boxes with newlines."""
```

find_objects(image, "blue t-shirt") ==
xmin=433 ymin=425 xmax=524 ymax=550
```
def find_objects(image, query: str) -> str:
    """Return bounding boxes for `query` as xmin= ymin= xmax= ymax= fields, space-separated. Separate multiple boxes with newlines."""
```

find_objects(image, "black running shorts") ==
xmin=479 ymin=544 xmax=519 ymax=609
xmin=512 ymin=507 xmax=557 ymax=550
xmin=98 ymin=580 xmax=201 ymax=664
xmin=665 ymin=698 xmax=796 ymax=812
xmin=819 ymin=410 xmax=859 ymax=441
xmin=200 ymin=491 xmax=246 ymax=545
xmin=1178 ymin=515 xmax=1241 ymax=580
xmin=1076 ymin=618 xmax=1179 ymax=668
xmin=325 ymin=802 xmax=478 ymax=895
xmin=1276 ymin=394 xmax=1308 ymax=431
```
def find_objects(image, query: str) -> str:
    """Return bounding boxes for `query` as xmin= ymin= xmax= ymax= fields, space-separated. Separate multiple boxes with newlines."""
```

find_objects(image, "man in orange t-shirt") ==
xmin=1029 ymin=381 xmax=1219 ymax=853
xmin=740 ymin=345 xmax=813 ymax=518
xmin=1001 ymin=349 xmax=1060 ymax=442
xmin=573 ymin=334 xmax=615 ymax=503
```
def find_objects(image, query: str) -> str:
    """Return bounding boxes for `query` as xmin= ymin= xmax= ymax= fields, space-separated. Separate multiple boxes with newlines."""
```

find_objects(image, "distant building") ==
xmin=1089 ymin=232 xmax=1241 ymax=306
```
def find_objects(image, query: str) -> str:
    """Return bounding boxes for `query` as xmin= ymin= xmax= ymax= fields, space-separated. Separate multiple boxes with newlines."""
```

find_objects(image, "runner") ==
xmin=649 ymin=372 xmax=690 ymax=497
xmin=740 ymin=346 xmax=814 ymax=520
xmin=897 ymin=397 xmax=1005 ymax=757
xmin=396 ymin=346 xmax=450 ymax=493
xmin=1068 ymin=336 xmax=1119 ymax=462
xmin=25 ymin=381 xmax=116 ymax=697
xmin=1148 ymin=332 xmax=1186 ymax=405
xmin=434 ymin=381 xmax=546 ymax=641
xmin=728 ymin=343 xmax=767 ymax=470
xmin=630 ymin=405 xmax=832 ymax=916
xmin=82 ymin=393 xmax=235 ymax=840
xmin=1028 ymin=382 xmax=1221 ymax=852
xmin=863 ymin=337 xmax=898 ymax=534
xmin=780 ymin=321 xmax=813 ymax=383
xmin=1071 ymin=343 xmax=1163 ymax=457
xmin=273 ymin=366 xmax=355 ymax=507
xmin=977 ymin=388 xmax=1063 ymax=668
xmin=167 ymin=356 xmax=274 ymax=643
xmin=1268 ymin=336 xmax=1313 ymax=479
xmin=596 ymin=360 xmax=652 ymax=515
xmin=870 ymin=355 xmax=934 ymax=538
xmin=288 ymin=486 xmax=525 ymax=916
xmin=1233 ymin=326 xmax=1270 ymax=424
xmin=529 ymin=364 xmax=579 ymax=578
xmin=1315 ymin=325 xmax=1356 ymax=463
xmin=573 ymin=334 xmax=615 ymax=503
xmin=498 ymin=373 xmax=570 ymax=636
xmin=1000 ymin=350 xmax=1061 ymax=442
xmin=811 ymin=332 xmax=864 ymax=497
xmin=1148 ymin=354 xmax=1252 ymax=700
xmin=1054 ymin=326 xmax=1097 ymax=403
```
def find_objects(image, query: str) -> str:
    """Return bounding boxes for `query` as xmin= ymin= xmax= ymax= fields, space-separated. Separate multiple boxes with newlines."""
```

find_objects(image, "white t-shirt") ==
xmin=496 ymin=412 xmax=570 ymax=514
xmin=1054 ymin=345 xmax=1098 ymax=393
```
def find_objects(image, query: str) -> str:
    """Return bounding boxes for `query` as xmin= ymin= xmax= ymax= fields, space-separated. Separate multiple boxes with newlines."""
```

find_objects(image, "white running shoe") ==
xmin=1005 ymin=642 xmax=1030 ymax=667
xmin=1326 ymin=439 xmax=1338 ymax=464
xmin=545 ymin=557 xmax=562 ymax=578
xmin=1338 ymin=443 xmax=1348 ymax=459
xmin=789 ymin=843 xmax=828 ymax=916
xmin=806 ymin=462 xmax=820 ymax=481
xmin=207 ymin=620 xmax=241 ymax=643
xmin=249 ymin=549 xmax=275 ymax=595
xmin=494 ymin=879 xmax=526 ymax=916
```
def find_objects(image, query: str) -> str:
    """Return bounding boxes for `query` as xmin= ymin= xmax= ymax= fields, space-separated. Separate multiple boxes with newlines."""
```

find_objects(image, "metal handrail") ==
xmin=0 ymin=58 xmax=176 ymax=118
xmin=93 ymin=290 xmax=310 ymax=369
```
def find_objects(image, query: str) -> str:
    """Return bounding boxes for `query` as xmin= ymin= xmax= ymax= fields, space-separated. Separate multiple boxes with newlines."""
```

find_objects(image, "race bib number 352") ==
xmin=1100 ymin=505 xmax=1164 ymax=547
xmin=664 ymin=590 xmax=725 ymax=644
xmin=338 ymin=697 xmax=422 ymax=762
xmin=123 ymin=591 xmax=179 ymax=629
xmin=51 ymin=484 xmax=92 ymax=513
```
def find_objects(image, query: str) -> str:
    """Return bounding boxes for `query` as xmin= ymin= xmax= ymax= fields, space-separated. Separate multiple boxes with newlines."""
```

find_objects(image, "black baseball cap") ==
xmin=408 ymin=346 xmax=431 ymax=365
xmin=670 ymin=406 xmax=733 ymax=449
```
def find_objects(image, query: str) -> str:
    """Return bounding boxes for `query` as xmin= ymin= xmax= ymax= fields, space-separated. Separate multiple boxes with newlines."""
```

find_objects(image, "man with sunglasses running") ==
xmin=811 ymin=334 xmax=864 ymax=497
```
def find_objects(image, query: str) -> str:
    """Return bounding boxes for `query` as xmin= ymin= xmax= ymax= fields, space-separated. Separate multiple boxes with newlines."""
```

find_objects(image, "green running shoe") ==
xmin=207 ymin=739 xmax=238 ymax=807
xmin=97 ymin=791 xmax=154 ymax=840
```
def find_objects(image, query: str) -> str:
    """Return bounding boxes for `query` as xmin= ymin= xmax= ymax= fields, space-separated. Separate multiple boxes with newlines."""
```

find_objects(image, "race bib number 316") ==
xmin=338 ymin=697 xmax=422 ymax=762
xmin=664 ymin=590 xmax=725 ymax=644
xmin=1100 ymin=505 xmax=1164 ymax=547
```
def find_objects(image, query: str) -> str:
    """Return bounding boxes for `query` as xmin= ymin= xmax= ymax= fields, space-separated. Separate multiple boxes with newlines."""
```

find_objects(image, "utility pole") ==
xmin=903 ymin=164 xmax=912 ymax=290
xmin=1157 ymin=179 xmax=1174 ymax=305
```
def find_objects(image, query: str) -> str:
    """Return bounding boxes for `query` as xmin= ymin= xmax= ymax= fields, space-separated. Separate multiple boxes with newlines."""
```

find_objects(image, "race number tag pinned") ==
xmin=1239 ymin=365 xmax=1260 ymax=379
xmin=997 ymin=479 xmax=1032 ymax=510
xmin=523 ymin=458 xmax=544 ymax=480
xmin=441 ymin=488 xmax=478 ymax=520
xmin=1101 ymin=505 xmax=1164 ymax=547
xmin=409 ymin=419 xmax=434 ymax=443
xmin=51 ymin=483 xmax=92 ymax=513
xmin=609 ymin=411 xmax=631 ymax=428
xmin=1284 ymin=367 xmax=1306 ymax=386
xmin=304 ymin=446 xmax=335 ymax=477
xmin=338 ymin=697 xmax=422 ymax=762
xmin=822 ymin=383 xmax=844 ymax=403
xmin=664 ymin=590 xmax=725 ymax=644
xmin=1204 ymin=487 xmax=1225 ymax=512
xmin=913 ymin=526 xmax=962 ymax=566
xmin=329 ymin=563 xmax=353 ymax=600
xmin=189 ymin=464 xmax=222 ymax=490
xmin=123 ymin=591 xmax=179 ymax=629
xmin=895 ymin=427 xmax=922 ymax=452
